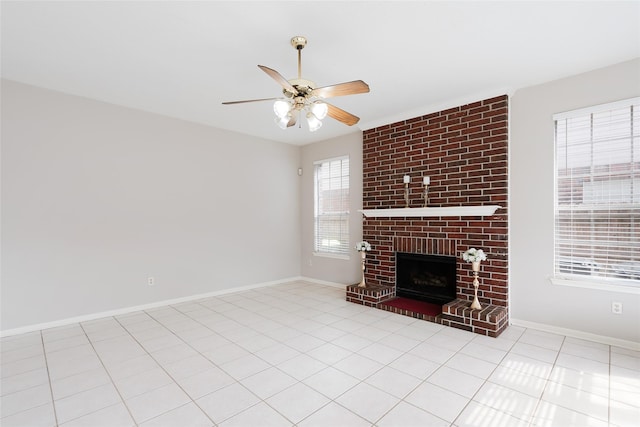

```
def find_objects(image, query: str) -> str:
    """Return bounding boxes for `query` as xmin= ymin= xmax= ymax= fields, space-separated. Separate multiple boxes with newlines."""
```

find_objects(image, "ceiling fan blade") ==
xmin=326 ymin=103 xmax=360 ymax=126
xmin=258 ymin=65 xmax=298 ymax=95
xmin=222 ymin=97 xmax=279 ymax=105
xmin=312 ymin=80 xmax=370 ymax=99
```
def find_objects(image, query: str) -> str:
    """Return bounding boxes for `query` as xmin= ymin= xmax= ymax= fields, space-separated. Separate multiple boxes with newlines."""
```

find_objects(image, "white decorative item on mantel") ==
xmin=462 ymin=248 xmax=487 ymax=310
xmin=358 ymin=205 xmax=500 ymax=218
xmin=355 ymin=241 xmax=371 ymax=288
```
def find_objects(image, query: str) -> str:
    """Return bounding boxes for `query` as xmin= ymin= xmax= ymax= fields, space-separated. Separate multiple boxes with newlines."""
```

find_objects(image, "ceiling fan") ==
xmin=222 ymin=36 xmax=370 ymax=132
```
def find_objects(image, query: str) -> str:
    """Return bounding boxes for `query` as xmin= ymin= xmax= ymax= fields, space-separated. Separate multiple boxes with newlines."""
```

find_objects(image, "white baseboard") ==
xmin=0 ymin=276 xmax=307 ymax=338
xmin=298 ymin=276 xmax=349 ymax=289
xmin=511 ymin=318 xmax=640 ymax=351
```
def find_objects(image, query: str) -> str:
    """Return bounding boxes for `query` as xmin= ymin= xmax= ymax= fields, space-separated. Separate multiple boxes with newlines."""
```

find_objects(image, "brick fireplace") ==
xmin=347 ymin=95 xmax=509 ymax=337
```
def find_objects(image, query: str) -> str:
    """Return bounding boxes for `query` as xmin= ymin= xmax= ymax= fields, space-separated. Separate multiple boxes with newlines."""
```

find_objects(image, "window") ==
xmin=314 ymin=156 xmax=350 ymax=256
xmin=554 ymin=97 xmax=640 ymax=290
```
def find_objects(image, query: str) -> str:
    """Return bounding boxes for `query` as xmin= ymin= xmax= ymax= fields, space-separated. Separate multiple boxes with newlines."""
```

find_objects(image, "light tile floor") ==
xmin=1 ymin=281 xmax=639 ymax=426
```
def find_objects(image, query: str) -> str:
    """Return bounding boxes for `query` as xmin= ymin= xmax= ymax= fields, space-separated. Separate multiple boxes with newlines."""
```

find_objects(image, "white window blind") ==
xmin=314 ymin=156 xmax=349 ymax=256
xmin=554 ymin=97 xmax=640 ymax=287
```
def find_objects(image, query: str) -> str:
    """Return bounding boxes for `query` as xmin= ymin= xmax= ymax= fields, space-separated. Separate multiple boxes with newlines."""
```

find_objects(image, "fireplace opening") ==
xmin=396 ymin=252 xmax=456 ymax=305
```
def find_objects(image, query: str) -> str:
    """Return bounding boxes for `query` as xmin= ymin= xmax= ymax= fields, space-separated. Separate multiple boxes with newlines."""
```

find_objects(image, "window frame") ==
xmin=313 ymin=155 xmax=350 ymax=259
xmin=551 ymin=97 xmax=640 ymax=294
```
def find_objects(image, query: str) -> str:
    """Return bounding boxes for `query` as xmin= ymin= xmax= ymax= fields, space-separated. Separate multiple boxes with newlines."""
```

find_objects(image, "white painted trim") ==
xmin=298 ymin=276 xmax=349 ymax=289
xmin=0 ymin=276 xmax=303 ymax=338
xmin=312 ymin=252 xmax=350 ymax=261
xmin=549 ymin=276 xmax=640 ymax=295
xmin=359 ymin=205 xmax=501 ymax=218
xmin=510 ymin=318 xmax=640 ymax=351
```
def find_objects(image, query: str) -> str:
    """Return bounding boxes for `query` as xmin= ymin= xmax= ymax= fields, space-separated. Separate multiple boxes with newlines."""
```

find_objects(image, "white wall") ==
xmin=300 ymin=132 xmax=363 ymax=285
xmin=6 ymin=58 xmax=640 ymax=344
xmin=1 ymin=80 xmax=302 ymax=331
xmin=510 ymin=58 xmax=640 ymax=343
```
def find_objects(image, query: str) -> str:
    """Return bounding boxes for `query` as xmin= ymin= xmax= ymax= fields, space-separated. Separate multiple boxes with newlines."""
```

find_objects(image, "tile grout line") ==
xmin=181 ymin=296 xmax=337 ymax=425
xmin=540 ymin=337 xmax=614 ymax=424
xmin=164 ymin=297 xmax=287 ymax=423
xmin=112 ymin=313 xmax=219 ymax=426
xmin=76 ymin=321 xmax=140 ymax=427
xmin=449 ymin=329 xmax=517 ymax=427
xmin=40 ymin=330 xmax=60 ymax=427
xmin=307 ymin=307 xmax=423 ymax=425
xmin=1 ymin=330 xmax=102 ymax=424
xmin=526 ymin=334 xmax=566 ymax=427
xmin=0 ymin=364 xmax=52 ymax=420
xmin=368 ymin=328 xmax=451 ymax=426
xmin=336 ymin=303 xmax=515 ymax=426
xmin=140 ymin=294 xmax=337 ymax=425
xmin=208 ymin=287 xmax=400 ymax=425
xmin=608 ymin=344 xmax=612 ymax=426
xmin=343 ymin=325 xmax=500 ymax=425
xmin=268 ymin=295 xmax=389 ymax=426
xmin=162 ymin=299 xmax=302 ymax=424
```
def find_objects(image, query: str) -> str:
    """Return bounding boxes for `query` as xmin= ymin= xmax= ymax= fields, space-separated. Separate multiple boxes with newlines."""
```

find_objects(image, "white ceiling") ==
xmin=2 ymin=1 xmax=639 ymax=146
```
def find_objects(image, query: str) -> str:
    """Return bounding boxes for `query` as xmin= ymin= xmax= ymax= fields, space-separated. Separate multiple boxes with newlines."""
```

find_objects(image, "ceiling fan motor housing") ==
xmin=285 ymin=78 xmax=315 ymax=98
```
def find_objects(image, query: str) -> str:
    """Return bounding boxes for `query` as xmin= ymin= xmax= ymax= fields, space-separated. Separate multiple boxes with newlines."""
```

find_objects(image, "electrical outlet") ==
xmin=611 ymin=302 xmax=622 ymax=315
xmin=148 ymin=277 xmax=155 ymax=286
xmin=308 ymin=259 xmax=313 ymax=267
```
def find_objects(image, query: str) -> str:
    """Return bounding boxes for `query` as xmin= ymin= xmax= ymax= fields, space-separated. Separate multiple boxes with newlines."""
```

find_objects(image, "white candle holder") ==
xmin=470 ymin=260 xmax=482 ymax=310
xmin=358 ymin=251 xmax=367 ymax=288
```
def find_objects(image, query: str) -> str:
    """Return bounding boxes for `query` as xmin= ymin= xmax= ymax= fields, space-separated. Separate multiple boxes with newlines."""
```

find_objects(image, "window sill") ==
xmin=313 ymin=252 xmax=350 ymax=261
xmin=549 ymin=276 xmax=640 ymax=295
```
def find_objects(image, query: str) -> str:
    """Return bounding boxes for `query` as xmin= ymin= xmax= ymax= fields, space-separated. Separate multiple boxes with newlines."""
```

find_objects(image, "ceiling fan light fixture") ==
xmin=275 ymin=115 xmax=291 ymax=130
xmin=273 ymin=99 xmax=291 ymax=119
xmin=311 ymin=101 xmax=328 ymax=120
xmin=306 ymin=111 xmax=322 ymax=132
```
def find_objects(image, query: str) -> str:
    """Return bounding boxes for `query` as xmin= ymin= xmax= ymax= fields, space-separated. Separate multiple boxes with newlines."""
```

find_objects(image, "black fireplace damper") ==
xmin=396 ymin=252 xmax=456 ymax=305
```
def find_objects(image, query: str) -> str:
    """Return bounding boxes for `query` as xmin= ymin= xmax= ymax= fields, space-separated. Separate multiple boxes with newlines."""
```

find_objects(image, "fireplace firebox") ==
xmin=396 ymin=252 xmax=456 ymax=305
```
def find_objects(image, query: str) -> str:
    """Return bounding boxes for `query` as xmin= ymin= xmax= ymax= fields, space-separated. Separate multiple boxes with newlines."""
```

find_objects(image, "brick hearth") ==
xmin=349 ymin=95 xmax=509 ymax=337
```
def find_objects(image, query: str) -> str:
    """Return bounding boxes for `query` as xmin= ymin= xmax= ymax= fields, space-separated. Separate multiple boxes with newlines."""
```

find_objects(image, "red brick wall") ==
xmin=362 ymin=95 xmax=509 ymax=308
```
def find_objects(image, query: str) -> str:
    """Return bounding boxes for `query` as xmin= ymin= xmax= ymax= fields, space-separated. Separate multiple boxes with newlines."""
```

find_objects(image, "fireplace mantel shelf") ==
xmin=358 ymin=205 xmax=501 ymax=218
